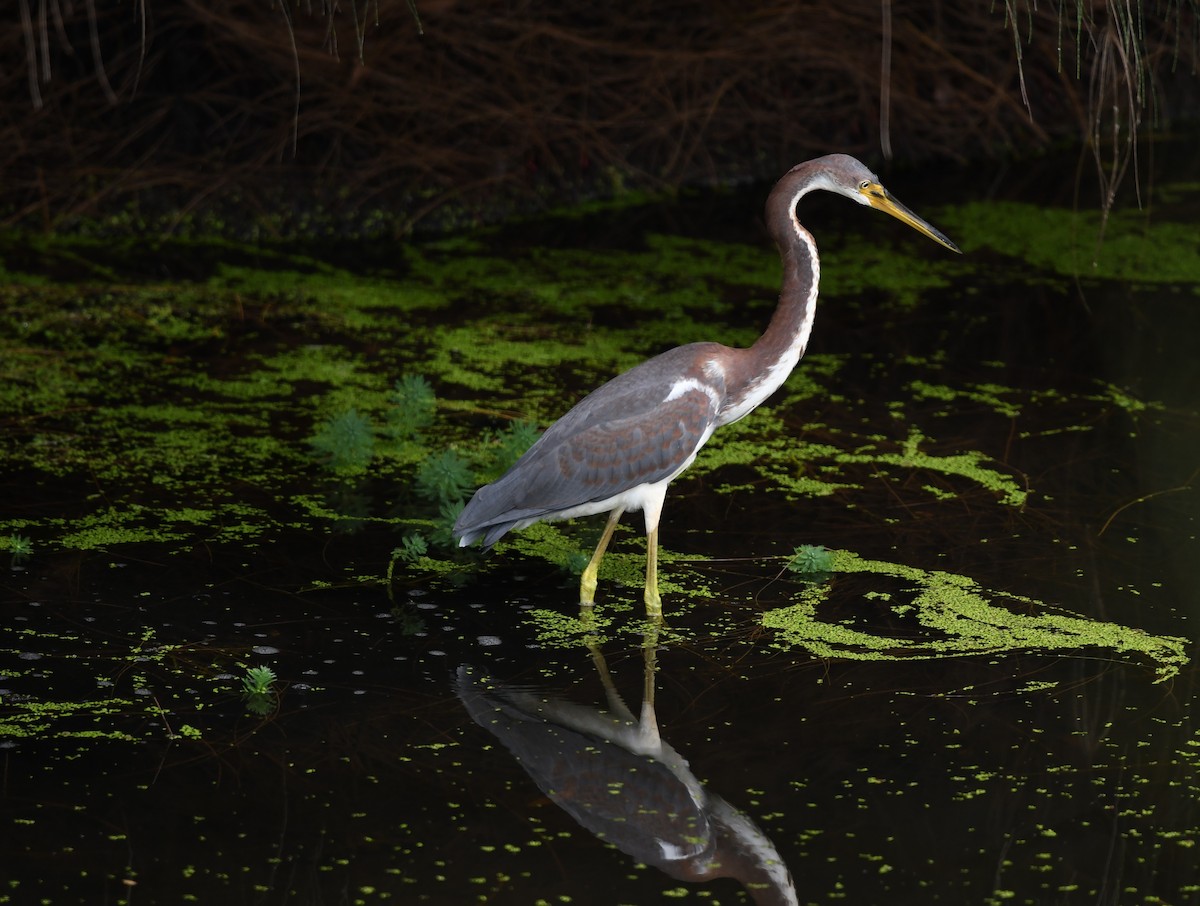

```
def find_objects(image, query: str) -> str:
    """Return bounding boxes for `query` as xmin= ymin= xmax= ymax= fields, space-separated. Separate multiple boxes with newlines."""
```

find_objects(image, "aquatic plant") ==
xmin=394 ymin=532 xmax=429 ymax=565
xmin=241 ymin=665 xmax=278 ymax=716
xmin=386 ymin=374 xmax=437 ymax=441
xmin=764 ymin=550 xmax=1189 ymax=683
xmin=6 ymin=534 xmax=33 ymax=565
xmin=430 ymin=500 xmax=465 ymax=550
xmin=242 ymin=665 xmax=277 ymax=695
xmin=414 ymin=449 xmax=474 ymax=506
xmin=309 ymin=408 xmax=376 ymax=475
xmin=487 ymin=419 xmax=541 ymax=477
xmin=787 ymin=544 xmax=833 ymax=576
xmin=6 ymin=534 xmax=33 ymax=555
xmin=565 ymin=550 xmax=591 ymax=575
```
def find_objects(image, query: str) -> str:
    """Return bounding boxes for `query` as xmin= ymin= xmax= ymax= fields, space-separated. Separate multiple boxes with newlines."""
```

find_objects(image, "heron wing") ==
xmin=455 ymin=350 xmax=723 ymax=546
xmin=543 ymin=383 xmax=717 ymax=501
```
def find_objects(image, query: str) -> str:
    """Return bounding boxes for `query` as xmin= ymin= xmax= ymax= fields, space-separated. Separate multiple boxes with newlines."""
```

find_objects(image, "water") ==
xmin=1 ymin=145 xmax=1198 ymax=904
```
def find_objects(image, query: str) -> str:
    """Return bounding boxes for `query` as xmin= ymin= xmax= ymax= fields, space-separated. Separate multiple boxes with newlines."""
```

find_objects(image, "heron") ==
xmin=453 ymin=154 xmax=960 ymax=618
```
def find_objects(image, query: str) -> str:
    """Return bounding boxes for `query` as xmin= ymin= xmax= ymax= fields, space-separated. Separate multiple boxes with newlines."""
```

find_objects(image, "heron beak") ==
xmin=862 ymin=183 xmax=961 ymax=254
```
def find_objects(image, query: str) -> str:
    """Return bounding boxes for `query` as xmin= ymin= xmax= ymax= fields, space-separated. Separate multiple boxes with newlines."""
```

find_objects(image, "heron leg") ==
xmin=644 ymin=526 xmax=663 ymax=620
xmin=580 ymin=507 xmax=623 ymax=605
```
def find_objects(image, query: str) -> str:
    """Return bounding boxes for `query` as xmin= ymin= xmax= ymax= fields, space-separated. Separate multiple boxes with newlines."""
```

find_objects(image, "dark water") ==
xmin=2 ymin=146 xmax=1199 ymax=905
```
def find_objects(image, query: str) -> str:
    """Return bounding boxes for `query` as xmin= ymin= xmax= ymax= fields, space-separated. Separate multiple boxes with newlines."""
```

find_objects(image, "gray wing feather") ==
xmin=455 ymin=345 xmax=724 ymax=547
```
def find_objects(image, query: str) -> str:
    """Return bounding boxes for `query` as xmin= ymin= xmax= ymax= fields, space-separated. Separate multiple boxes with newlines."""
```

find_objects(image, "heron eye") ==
xmin=860 ymin=181 xmax=870 ymax=191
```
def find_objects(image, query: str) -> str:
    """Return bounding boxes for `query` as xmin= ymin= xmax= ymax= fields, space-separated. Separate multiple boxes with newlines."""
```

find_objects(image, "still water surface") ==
xmin=2 ymin=146 xmax=1198 ymax=904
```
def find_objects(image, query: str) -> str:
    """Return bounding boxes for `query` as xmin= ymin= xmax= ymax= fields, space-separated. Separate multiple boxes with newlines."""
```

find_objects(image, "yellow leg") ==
xmin=580 ymin=508 xmax=623 ymax=605
xmin=644 ymin=526 xmax=663 ymax=620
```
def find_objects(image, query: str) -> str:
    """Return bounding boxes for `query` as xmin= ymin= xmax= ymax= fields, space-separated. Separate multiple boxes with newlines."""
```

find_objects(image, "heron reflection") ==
xmin=456 ymin=618 xmax=796 ymax=905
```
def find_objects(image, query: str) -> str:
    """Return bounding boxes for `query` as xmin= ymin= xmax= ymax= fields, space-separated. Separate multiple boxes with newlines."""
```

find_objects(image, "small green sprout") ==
xmin=309 ymin=408 xmax=376 ymax=474
xmin=394 ymin=532 xmax=429 ymax=565
xmin=386 ymin=374 xmax=436 ymax=440
xmin=241 ymin=665 xmax=278 ymax=716
xmin=414 ymin=449 xmax=474 ymax=506
xmin=7 ymin=534 xmax=33 ymax=564
xmin=788 ymin=544 xmax=834 ymax=576
xmin=431 ymin=499 xmax=466 ymax=549
xmin=472 ymin=420 xmax=543 ymax=483
xmin=242 ymin=665 xmax=277 ymax=696
xmin=490 ymin=420 xmax=541 ymax=475
xmin=387 ymin=532 xmax=431 ymax=583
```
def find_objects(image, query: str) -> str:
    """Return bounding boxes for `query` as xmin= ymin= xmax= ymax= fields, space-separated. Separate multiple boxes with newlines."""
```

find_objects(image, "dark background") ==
xmin=5 ymin=0 xmax=1198 ymax=233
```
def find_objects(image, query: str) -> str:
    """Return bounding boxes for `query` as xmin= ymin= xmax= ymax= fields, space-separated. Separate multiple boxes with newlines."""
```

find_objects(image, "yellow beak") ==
xmin=861 ymin=182 xmax=961 ymax=254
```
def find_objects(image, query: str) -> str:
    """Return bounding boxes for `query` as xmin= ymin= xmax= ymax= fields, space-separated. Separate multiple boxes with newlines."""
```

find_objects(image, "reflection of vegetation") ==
xmin=388 ymin=601 xmax=429 ymax=636
xmin=763 ymin=550 xmax=1189 ymax=683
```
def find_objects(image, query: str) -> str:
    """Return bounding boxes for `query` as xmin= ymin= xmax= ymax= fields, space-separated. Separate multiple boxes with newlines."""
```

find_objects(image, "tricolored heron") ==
xmin=454 ymin=154 xmax=960 ymax=618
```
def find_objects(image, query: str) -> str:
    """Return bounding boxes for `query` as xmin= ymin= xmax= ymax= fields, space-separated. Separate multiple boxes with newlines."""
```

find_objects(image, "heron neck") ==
xmin=755 ymin=216 xmax=819 ymax=367
xmin=717 ymin=181 xmax=818 ymax=424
